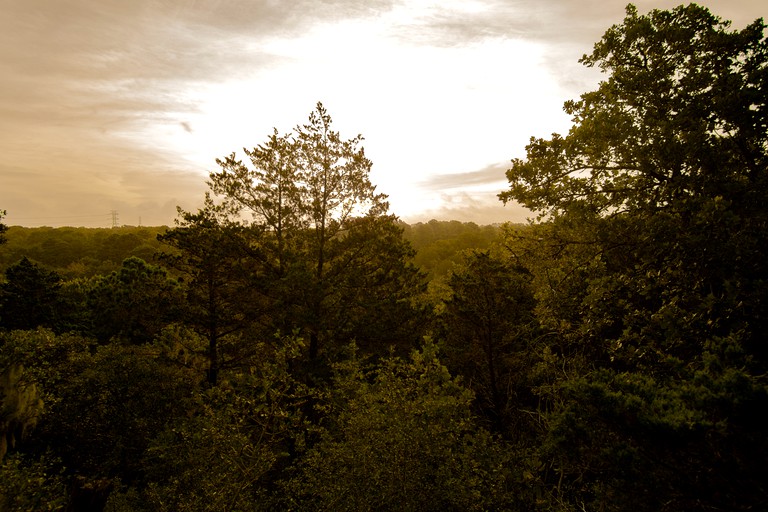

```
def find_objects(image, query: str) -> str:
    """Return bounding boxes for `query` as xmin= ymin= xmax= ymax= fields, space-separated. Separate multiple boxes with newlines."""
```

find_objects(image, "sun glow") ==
xmin=137 ymin=6 xmax=571 ymax=221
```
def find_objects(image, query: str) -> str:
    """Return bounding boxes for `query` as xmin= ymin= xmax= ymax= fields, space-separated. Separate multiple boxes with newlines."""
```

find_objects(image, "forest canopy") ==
xmin=1 ymin=4 xmax=767 ymax=511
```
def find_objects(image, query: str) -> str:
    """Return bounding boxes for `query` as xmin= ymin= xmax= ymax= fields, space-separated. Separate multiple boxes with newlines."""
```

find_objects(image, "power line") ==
xmin=6 ymin=210 xmax=160 ymax=228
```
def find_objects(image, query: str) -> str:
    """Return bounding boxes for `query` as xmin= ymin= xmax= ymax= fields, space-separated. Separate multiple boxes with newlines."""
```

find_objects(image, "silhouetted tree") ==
xmin=159 ymin=195 xmax=264 ymax=385
xmin=500 ymin=5 xmax=768 ymax=510
xmin=208 ymin=103 xmax=424 ymax=361
xmin=440 ymin=250 xmax=537 ymax=434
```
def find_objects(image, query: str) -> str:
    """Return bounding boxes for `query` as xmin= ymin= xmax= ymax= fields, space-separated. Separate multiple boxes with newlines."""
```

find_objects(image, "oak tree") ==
xmin=287 ymin=342 xmax=520 ymax=511
xmin=500 ymin=5 xmax=768 ymax=510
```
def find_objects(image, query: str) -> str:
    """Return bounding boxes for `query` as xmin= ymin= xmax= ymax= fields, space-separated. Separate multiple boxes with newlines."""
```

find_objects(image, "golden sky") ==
xmin=1 ymin=0 xmax=765 ymax=227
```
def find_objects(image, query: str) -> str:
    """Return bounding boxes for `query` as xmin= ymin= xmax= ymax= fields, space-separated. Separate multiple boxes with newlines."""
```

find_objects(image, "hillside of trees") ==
xmin=0 ymin=220 xmax=500 ymax=281
xmin=1 ymin=5 xmax=767 ymax=511
xmin=0 ymin=226 xmax=169 ymax=279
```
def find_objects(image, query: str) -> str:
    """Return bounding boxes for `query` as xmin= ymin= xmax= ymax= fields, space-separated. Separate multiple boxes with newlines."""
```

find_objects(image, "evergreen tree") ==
xmin=208 ymin=103 xmax=425 ymax=361
xmin=87 ymin=257 xmax=182 ymax=343
xmin=439 ymin=249 xmax=537 ymax=435
xmin=158 ymin=195 xmax=264 ymax=385
xmin=0 ymin=257 xmax=61 ymax=331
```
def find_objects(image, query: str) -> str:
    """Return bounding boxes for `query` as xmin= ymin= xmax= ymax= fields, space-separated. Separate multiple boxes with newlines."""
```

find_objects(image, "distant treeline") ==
xmin=0 ymin=226 xmax=168 ymax=279
xmin=0 ymin=221 xmax=508 ymax=281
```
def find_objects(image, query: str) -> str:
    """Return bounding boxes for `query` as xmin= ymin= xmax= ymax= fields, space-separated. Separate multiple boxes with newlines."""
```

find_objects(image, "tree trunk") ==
xmin=207 ymin=283 xmax=219 ymax=385
xmin=309 ymin=330 xmax=319 ymax=360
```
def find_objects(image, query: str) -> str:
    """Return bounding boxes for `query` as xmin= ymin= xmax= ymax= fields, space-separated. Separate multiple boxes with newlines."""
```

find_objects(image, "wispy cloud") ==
xmin=405 ymin=160 xmax=528 ymax=224
xmin=404 ymin=189 xmax=530 ymax=225
xmin=418 ymin=162 xmax=509 ymax=192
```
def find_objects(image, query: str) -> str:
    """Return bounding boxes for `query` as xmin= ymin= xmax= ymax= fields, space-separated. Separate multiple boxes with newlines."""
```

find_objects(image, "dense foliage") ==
xmin=499 ymin=4 xmax=768 ymax=510
xmin=0 ymin=226 xmax=167 ymax=279
xmin=402 ymin=220 xmax=502 ymax=278
xmin=0 ymin=4 xmax=766 ymax=510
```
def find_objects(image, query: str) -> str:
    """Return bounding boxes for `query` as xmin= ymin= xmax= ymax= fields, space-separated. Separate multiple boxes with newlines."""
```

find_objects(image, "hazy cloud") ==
xmin=405 ymin=189 xmax=530 ymax=225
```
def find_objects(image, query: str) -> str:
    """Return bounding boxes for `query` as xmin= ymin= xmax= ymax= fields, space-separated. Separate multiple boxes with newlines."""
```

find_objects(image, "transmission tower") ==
xmin=110 ymin=210 xmax=119 ymax=228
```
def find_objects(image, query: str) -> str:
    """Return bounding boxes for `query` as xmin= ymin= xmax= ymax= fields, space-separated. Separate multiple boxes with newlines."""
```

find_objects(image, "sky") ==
xmin=1 ymin=0 xmax=765 ymax=228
